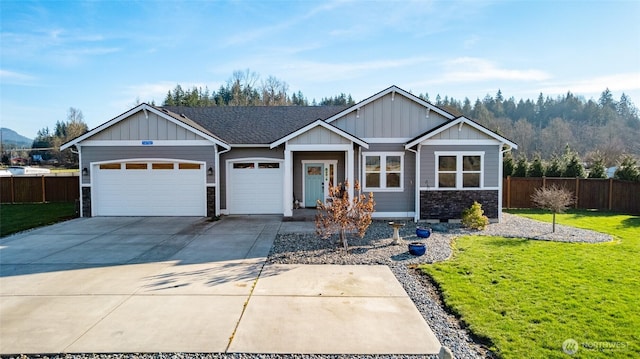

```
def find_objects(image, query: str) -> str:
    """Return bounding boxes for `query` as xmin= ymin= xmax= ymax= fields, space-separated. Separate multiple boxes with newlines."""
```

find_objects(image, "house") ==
xmin=61 ymin=85 xmax=517 ymax=222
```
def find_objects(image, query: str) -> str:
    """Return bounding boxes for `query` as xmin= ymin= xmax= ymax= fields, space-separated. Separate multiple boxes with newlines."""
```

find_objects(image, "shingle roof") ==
xmin=160 ymin=106 xmax=349 ymax=145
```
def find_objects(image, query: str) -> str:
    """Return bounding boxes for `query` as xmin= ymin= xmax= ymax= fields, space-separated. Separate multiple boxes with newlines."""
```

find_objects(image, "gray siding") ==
xmin=90 ymin=112 xmax=206 ymax=141
xmin=331 ymin=93 xmax=449 ymax=139
xmin=420 ymin=144 xmax=500 ymax=188
xmin=81 ymin=146 xmax=216 ymax=184
xmin=289 ymin=126 xmax=351 ymax=145
xmin=219 ymin=147 xmax=284 ymax=210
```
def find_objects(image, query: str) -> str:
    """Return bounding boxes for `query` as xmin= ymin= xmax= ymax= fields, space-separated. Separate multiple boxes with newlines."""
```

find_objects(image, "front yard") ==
xmin=0 ymin=202 xmax=77 ymax=237
xmin=420 ymin=210 xmax=639 ymax=358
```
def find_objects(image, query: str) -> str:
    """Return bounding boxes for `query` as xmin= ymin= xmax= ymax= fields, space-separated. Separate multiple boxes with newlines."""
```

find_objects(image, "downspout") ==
xmin=216 ymin=145 xmax=231 ymax=217
xmin=407 ymin=144 xmax=421 ymax=222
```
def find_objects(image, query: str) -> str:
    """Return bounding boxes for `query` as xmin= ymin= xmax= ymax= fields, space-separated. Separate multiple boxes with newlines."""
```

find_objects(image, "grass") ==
xmin=0 ymin=202 xmax=77 ymax=237
xmin=420 ymin=209 xmax=639 ymax=358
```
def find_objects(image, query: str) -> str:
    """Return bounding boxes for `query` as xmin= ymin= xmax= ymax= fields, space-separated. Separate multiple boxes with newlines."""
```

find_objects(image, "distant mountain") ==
xmin=1 ymin=128 xmax=32 ymax=147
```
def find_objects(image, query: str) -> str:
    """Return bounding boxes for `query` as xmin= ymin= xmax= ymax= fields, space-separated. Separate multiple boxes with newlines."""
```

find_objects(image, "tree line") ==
xmin=162 ymin=69 xmax=355 ymax=107
xmin=418 ymin=88 xmax=639 ymax=167
xmin=502 ymin=144 xmax=639 ymax=182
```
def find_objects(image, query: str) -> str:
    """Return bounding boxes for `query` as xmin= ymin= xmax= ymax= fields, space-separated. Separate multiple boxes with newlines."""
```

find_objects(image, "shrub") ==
xmin=315 ymin=181 xmax=375 ymax=250
xmin=531 ymin=185 xmax=574 ymax=232
xmin=513 ymin=155 xmax=528 ymax=177
xmin=461 ymin=201 xmax=489 ymax=230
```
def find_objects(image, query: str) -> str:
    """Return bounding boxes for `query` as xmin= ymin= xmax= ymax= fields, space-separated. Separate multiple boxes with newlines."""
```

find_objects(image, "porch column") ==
xmin=346 ymin=146 xmax=354 ymax=201
xmin=414 ymin=144 xmax=421 ymax=222
xmin=284 ymin=146 xmax=293 ymax=217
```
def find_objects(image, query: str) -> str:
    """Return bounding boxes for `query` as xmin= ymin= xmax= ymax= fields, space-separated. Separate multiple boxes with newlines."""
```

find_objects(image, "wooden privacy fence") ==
xmin=0 ymin=176 xmax=79 ymax=203
xmin=503 ymin=176 xmax=640 ymax=214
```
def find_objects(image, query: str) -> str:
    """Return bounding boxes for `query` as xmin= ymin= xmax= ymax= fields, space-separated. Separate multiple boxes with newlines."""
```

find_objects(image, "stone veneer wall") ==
xmin=207 ymin=187 xmax=216 ymax=217
xmin=81 ymin=187 xmax=91 ymax=217
xmin=420 ymin=190 xmax=499 ymax=220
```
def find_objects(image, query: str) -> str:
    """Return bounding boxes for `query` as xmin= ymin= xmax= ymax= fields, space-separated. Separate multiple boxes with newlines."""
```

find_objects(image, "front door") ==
xmin=304 ymin=163 xmax=324 ymax=207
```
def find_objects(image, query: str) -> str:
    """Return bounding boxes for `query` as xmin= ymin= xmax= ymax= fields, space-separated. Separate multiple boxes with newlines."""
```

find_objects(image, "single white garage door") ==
xmin=93 ymin=161 xmax=206 ymax=216
xmin=227 ymin=160 xmax=283 ymax=214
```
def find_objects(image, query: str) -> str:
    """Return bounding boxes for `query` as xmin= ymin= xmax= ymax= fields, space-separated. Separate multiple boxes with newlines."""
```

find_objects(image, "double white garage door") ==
xmin=93 ymin=160 xmax=206 ymax=216
xmin=92 ymin=159 xmax=284 ymax=216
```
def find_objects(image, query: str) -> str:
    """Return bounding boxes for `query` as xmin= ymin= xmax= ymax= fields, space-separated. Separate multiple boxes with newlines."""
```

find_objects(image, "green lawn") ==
xmin=0 ymin=202 xmax=77 ymax=237
xmin=420 ymin=209 xmax=639 ymax=358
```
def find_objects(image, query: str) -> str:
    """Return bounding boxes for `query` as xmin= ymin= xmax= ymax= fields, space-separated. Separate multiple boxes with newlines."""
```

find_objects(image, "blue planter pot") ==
xmin=408 ymin=242 xmax=426 ymax=256
xmin=416 ymin=227 xmax=431 ymax=238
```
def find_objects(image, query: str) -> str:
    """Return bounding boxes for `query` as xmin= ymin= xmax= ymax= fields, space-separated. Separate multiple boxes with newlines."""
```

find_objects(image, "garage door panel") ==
xmin=94 ymin=161 xmax=206 ymax=216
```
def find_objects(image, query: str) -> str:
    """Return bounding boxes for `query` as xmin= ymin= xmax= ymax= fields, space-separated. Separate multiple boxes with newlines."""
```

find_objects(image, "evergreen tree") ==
xmin=563 ymin=152 xmax=586 ymax=178
xmin=503 ymin=151 xmax=515 ymax=177
xmin=588 ymin=158 xmax=607 ymax=178
xmin=513 ymin=155 xmax=528 ymax=177
xmin=614 ymin=156 xmax=640 ymax=181
xmin=529 ymin=154 xmax=545 ymax=177
xmin=546 ymin=155 xmax=564 ymax=177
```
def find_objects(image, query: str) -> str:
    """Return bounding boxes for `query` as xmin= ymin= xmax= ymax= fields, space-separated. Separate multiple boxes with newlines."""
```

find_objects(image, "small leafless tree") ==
xmin=315 ymin=181 xmax=375 ymax=251
xmin=531 ymin=185 xmax=575 ymax=232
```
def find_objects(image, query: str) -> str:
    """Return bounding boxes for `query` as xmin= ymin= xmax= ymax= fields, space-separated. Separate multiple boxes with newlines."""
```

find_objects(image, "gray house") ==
xmin=61 ymin=85 xmax=517 ymax=222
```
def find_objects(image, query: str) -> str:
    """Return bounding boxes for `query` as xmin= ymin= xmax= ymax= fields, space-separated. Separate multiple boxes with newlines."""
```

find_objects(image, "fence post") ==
xmin=41 ymin=175 xmax=46 ymax=203
xmin=542 ymin=176 xmax=546 ymax=188
xmin=608 ymin=178 xmax=613 ymax=211
xmin=575 ymin=177 xmax=579 ymax=209
xmin=10 ymin=176 xmax=15 ymax=203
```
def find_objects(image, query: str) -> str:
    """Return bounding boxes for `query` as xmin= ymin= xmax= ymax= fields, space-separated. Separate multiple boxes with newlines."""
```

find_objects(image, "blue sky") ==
xmin=1 ymin=0 xmax=639 ymax=140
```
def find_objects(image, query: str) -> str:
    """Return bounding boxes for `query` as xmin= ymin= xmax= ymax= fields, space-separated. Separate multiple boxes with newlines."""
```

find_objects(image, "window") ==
xmin=363 ymin=153 xmax=404 ymax=191
xmin=178 ymin=163 xmax=201 ymax=170
xmin=125 ymin=163 xmax=147 ymax=170
xmin=99 ymin=163 xmax=121 ymax=170
xmin=233 ymin=163 xmax=254 ymax=169
xmin=152 ymin=163 xmax=174 ymax=170
xmin=435 ymin=152 xmax=484 ymax=189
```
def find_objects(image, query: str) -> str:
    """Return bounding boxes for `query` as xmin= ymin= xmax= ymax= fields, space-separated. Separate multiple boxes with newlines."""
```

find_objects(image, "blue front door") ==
xmin=305 ymin=163 xmax=324 ymax=207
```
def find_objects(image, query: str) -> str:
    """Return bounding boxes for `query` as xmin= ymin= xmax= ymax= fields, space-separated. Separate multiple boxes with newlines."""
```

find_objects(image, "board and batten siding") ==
xmin=331 ymin=93 xmax=449 ymax=139
xmin=81 ymin=146 xmax=216 ymax=184
xmin=219 ymin=147 xmax=284 ymax=211
xmin=430 ymin=123 xmax=491 ymax=140
xmin=89 ymin=111 xmax=206 ymax=141
xmin=288 ymin=126 xmax=351 ymax=145
xmin=420 ymin=145 xmax=501 ymax=189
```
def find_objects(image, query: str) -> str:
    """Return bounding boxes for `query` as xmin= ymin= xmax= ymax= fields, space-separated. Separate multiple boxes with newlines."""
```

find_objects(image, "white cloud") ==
xmin=538 ymin=73 xmax=640 ymax=97
xmin=439 ymin=57 xmax=551 ymax=83
xmin=0 ymin=69 xmax=36 ymax=82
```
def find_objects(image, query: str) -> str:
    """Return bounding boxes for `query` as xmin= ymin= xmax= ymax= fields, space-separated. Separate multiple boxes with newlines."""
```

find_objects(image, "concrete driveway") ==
xmin=0 ymin=216 xmax=440 ymax=355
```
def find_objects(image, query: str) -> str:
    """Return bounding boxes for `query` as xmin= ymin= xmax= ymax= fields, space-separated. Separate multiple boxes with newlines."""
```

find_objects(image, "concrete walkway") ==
xmin=0 ymin=216 xmax=440 ymax=355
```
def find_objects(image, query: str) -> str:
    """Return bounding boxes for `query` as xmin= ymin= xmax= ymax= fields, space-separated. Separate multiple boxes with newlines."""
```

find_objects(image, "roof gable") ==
xmin=405 ymin=116 xmax=518 ymax=149
xmin=324 ymin=85 xmax=454 ymax=141
xmin=270 ymin=120 xmax=368 ymax=149
xmin=61 ymin=104 xmax=229 ymax=150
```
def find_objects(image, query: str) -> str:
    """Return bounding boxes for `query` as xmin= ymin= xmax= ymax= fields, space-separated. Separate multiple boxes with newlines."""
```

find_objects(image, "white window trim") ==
xmin=362 ymin=152 xmax=404 ymax=192
xmin=434 ymin=151 xmax=485 ymax=189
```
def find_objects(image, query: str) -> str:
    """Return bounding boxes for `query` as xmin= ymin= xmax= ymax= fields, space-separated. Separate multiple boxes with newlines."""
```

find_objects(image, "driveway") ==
xmin=0 ymin=216 xmax=440 ymax=355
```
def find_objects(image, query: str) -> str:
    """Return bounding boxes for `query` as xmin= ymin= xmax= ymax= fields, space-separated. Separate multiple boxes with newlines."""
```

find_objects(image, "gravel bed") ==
xmin=8 ymin=214 xmax=610 ymax=359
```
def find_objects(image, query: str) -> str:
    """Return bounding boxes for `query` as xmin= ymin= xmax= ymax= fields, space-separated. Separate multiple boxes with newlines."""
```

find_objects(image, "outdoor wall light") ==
xmin=207 ymin=167 xmax=213 ymax=176
xmin=82 ymin=167 xmax=89 ymax=175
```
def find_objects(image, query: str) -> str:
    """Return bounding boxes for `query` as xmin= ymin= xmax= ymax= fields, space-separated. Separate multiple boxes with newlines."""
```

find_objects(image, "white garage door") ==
xmin=228 ymin=160 xmax=283 ymax=214
xmin=93 ymin=161 xmax=206 ymax=216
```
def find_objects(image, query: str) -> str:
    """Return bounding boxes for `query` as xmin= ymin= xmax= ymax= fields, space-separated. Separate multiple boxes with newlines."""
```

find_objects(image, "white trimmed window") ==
xmin=363 ymin=152 xmax=404 ymax=191
xmin=435 ymin=152 xmax=484 ymax=189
